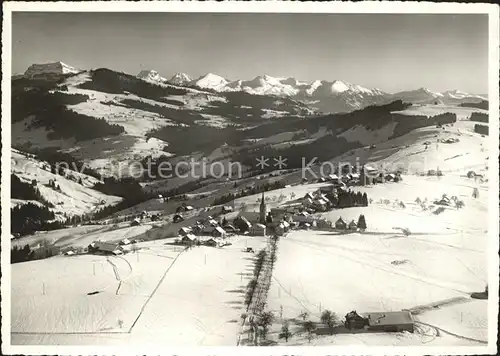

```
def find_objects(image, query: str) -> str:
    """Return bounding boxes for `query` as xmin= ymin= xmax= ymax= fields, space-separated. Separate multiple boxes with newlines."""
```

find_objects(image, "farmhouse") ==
xmin=176 ymin=205 xmax=194 ymax=213
xmin=212 ymin=226 xmax=227 ymax=238
xmin=344 ymin=310 xmax=414 ymax=333
xmin=88 ymin=241 xmax=123 ymax=255
xmin=181 ymin=234 xmax=197 ymax=245
xmin=179 ymin=227 xmax=193 ymax=237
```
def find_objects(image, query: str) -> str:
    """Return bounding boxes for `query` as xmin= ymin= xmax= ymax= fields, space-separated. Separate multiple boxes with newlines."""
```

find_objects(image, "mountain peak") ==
xmin=24 ymin=61 xmax=80 ymax=77
xmin=168 ymin=72 xmax=192 ymax=86
xmin=137 ymin=69 xmax=167 ymax=83
xmin=192 ymin=73 xmax=228 ymax=89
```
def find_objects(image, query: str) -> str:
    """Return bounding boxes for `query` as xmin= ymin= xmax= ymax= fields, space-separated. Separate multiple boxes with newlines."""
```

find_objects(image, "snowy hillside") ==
xmin=11 ymin=149 xmax=122 ymax=217
xmin=12 ymin=66 xmax=313 ymax=177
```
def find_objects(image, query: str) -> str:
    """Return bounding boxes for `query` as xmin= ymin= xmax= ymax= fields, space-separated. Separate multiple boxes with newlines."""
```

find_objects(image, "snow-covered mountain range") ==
xmin=136 ymin=69 xmax=487 ymax=113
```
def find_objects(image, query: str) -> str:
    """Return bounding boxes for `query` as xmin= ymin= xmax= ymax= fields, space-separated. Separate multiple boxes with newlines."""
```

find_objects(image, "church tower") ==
xmin=259 ymin=192 xmax=268 ymax=224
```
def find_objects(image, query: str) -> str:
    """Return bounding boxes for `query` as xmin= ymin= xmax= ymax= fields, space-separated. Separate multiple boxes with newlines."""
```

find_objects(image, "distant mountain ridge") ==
xmin=135 ymin=69 xmax=486 ymax=113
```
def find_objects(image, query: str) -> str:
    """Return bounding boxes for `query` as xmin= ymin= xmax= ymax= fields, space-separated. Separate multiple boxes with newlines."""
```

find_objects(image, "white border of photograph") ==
xmin=1 ymin=2 xmax=499 ymax=356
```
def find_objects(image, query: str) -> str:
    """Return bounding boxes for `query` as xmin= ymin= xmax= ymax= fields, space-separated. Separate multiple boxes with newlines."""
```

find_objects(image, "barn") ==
xmin=363 ymin=311 xmax=414 ymax=333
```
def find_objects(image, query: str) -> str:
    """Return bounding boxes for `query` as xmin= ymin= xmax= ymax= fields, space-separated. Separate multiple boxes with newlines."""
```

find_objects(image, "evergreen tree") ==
xmin=362 ymin=193 xmax=368 ymax=206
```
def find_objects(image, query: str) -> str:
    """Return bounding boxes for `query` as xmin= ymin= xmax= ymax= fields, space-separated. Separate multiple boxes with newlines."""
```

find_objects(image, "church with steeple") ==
xmin=259 ymin=192 xmax=268 ymax=224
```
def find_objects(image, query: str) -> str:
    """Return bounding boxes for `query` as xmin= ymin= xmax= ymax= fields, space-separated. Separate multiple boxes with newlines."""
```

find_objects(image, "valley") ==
xmin=8 ymin=62 xmax=493 ymax=348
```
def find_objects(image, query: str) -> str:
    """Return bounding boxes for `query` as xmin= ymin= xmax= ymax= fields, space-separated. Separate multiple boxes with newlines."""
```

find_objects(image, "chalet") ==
xmin=344 ymin=310 xmax=369 ymax=330
xmin=250 ymin=223 xmax=266 ymax=236
xmin=130 ymin=218 xmax=141 ymax=227
xmin=335 ymin=217 xmax=347 ymax=230
xmin=234 ymin=216 xmax=252 ymax=232
xmin=88 ymin=241 xmax=123 ymax=255
xmin=363 ymin=311 xmax=414 ymax=333
xmin=205 ymin=238 xmax=220 ymax=247
xmin=348 ymin=220 xmax=357 ymax=230
xmin=179 ymin=227 xmax=193 ymax=237
xmin=181 ymin=234 xmax=197 ymax=245
xmin=173 ymin=214 xmax=184 ymax=223
xmin=212 ymin=226 xmax=227 ymax=238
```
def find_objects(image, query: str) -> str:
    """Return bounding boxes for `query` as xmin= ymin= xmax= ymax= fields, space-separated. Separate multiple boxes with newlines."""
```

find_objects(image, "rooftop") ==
xmin=361 ymin=311 xmax=414 ymax=326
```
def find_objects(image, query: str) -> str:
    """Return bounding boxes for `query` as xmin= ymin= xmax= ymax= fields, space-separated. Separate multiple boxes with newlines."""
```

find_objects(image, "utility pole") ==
xmin=93 ymin=262 xmax=96 ymax=276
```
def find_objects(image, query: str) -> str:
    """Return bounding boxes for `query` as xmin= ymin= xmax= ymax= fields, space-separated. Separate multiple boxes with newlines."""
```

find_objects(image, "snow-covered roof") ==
xmin=254 ymin=223 xmax=266 ymax=229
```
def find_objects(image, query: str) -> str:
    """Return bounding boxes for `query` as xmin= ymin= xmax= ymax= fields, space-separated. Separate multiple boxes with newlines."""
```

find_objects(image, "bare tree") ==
xmin=279 ymin=320 xmax=292 ymax=343
xmin=303 ymin=320 xmax=316 ymax=343
xmin=320 ymin=309 xmax=339 ymax=335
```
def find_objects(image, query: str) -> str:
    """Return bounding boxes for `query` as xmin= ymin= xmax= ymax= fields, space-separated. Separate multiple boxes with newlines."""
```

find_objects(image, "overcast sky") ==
xmin=12 ymin=12 xmax=489 ymax=93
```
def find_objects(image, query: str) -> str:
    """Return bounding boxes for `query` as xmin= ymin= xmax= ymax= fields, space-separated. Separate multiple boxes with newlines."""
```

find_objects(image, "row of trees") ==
xmin=331 ymin=190 xmax=369 ymax=208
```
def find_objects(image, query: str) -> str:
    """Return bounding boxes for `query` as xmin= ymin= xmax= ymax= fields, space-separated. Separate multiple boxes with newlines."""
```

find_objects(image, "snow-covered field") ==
xmin=263 ymin=174 xmax=489 ymax=346
xmin=393 ymin=104 xmax=487 ymax=120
